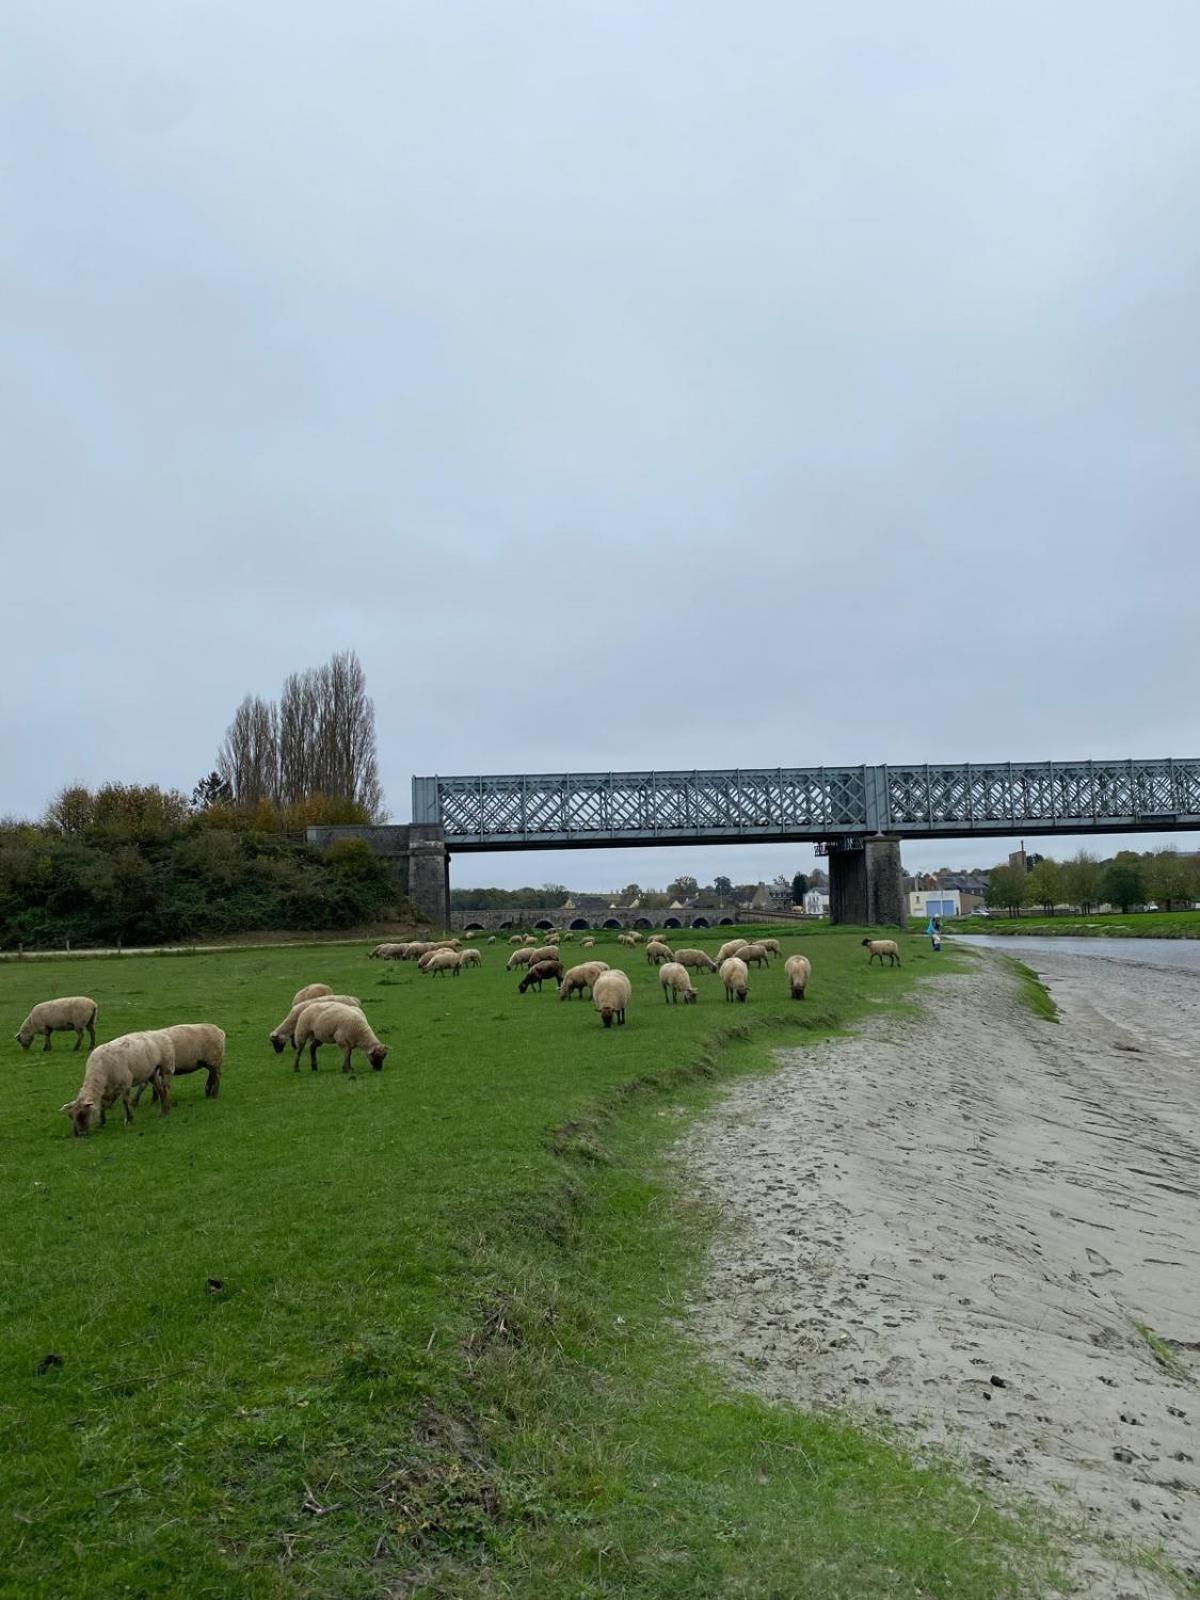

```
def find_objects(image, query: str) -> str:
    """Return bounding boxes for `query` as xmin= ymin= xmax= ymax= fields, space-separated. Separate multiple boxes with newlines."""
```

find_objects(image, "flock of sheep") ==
xmin=368 ymin=929 xmax=821 ymax=1022
xmin=14 ymin=930 xmax=904 ymax=1134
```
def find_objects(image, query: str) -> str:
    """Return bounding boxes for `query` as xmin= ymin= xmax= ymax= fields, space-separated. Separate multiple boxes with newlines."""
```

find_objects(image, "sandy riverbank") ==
xmin=684 ymin=950 xmax=1199 ymax=1597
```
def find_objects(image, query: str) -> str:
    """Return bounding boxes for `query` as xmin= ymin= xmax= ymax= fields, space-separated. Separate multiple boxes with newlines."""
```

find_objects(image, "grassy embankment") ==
xmin=947 ymin=909 xmax=1200 ymax=939
xmin=0 ymin=928 xmax=1064 ymax=1598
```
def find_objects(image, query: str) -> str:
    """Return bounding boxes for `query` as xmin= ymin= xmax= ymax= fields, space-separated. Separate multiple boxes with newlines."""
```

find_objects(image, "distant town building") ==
xmin=803 ymin=888 xmax=830 ymax=917
xmin=909 ymin=888 xmax=962 ymax=919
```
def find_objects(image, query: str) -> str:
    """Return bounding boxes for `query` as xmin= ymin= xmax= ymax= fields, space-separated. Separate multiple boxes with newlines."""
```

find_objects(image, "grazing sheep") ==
xmin=368 ymin=943 xmax=404 ymax=960
xmin=523 ymin=934 xmax=539 ymax=946
xmin=581 ymin=937 xmax=596 ymax=948
xmin=720 ymin=956 xmax=749 ymax=1003
xmin=16 ymin=996 xmax=97 ymax=1053
xmin=628 ymin=931 xmax=644 ymax=943
xmin=134 ymin=1023 xmax=225 ymax=1103
xmin=269 ymin=996 xmax=361 ymax=1054
xmin=739 ymin=943 xmax=770 ymax=969
xmin=760 ymin=939 xmax=782 ymax=958
xmin=557 ymin=960 xmax=609 ymax=1001
xmin=508 ymin=935 xmax=524 ymax=945
xmin=593 ymin=969 xmax=631 ymax=1028
xmin=785 ymin=954 xmax=812 ymax=1000
xmin=487 ymin=935 xmax=497 ymax=945
xmin=862 ymin=938 xmax=901 ymax=967
xmin=559 ymin=931 xmax=575 ymax=942
xmin=292 ymin=983 xmax=334 ymax=1006
xmin=526 ymin=946 xmax=558 ymax=967
xmin=506 ymin=948 xmax=535 ymax=970
xmin=519 ymin=959 xmax=564 ymax=994
xmin=617 ymin=933 xmax=636 ymax=947
xmin=425 ymin=950 xmax=463 ymax=976
xmin=401 ymin=942 xmax=429 ymax=961
xmin=674 ymin=949 xmax=718 ymax=974
xmin=293 ymin=1002 xmax=388 ymax=1073
xmin=645 ymin=941 xmax=674 ymax=966
xmin=418 ymin=950 xmax=438 ymax=971
xmin=717 ymin=939 xmax=748 ymax=964
xmin=659 ymin=962 xmax=698 ymax=1005
xmin=460 ymin=948 xmax=483 ymax=968
xmin=61 ymin=1029 xmax=176 ymax=1136
xmin=543 ymin=930 xmax=561 ymax=943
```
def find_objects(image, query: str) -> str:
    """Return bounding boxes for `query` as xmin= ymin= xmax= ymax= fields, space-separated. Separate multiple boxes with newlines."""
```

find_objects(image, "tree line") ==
xmin=986 ymin=847 xmax=1199 ymax=916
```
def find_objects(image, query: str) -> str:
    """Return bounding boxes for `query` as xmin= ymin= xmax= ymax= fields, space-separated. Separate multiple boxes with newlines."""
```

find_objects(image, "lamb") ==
xmin=518 ymin=959 xmax=564 ymax=993
xmin=16 ymin=996 xmax=98 ymax=1053
xmin=293 ymin=1001 xmax=388 ymax=1073
xmin=134 ymin=1022 xmax=225 ymax=1103
xmin=559 ymin=931 xmax=574 ymax=942
xmin=717 ymin=938 xmax=748 ymax=964
xmin=785 ymin=954 xmax=812 ymax=1000
xmin=659 ymin=962 xmax=698 ymax=1005
xmin=508 ymin=934 xmax=524 ymax=945
xmin=674 ymin=949 xmax=718 ymax=974
xmin=862 ymin=938 xmax=901 ymax=967
xmin=580 ymin=937 xmax=597 ymax=948
xmin=760 ymin=939 xmax=782 ymax=958
xmin=425 ymin=949 xmax=463 ymax=976
xmin=460 ymin=948 xmax=483 ymax=968
xmin=506 ymin=947 xmax=535 ymax=970
xmin=592 ymin=969 xmax=631 ymax=1027
xmin=628 ymin=931 xmax=644 ymax=943
xmin=645 ymin=941 xmax=674 ymax=966
xmin=269 ymin=996 xmax=362 ymax=1054
xmin=487 ymin=935 xmax=497 ymax=945
xmin=61 ymin=1029 xmax=176 ymax=1136
xmin=720 ymin=956 xmax=749 ymax=1002
xmin=738 ymin=943 xmax=770 ymax=968
xmin=523 ymin=934 xmax=539 ymax=946
xmin=617 ymin=933 xmax=636 ymax=947
xmin=557 ymin=960 xmax=609 ymax=1001
xmin=292 ymin=983 xmax=333 ymax=1005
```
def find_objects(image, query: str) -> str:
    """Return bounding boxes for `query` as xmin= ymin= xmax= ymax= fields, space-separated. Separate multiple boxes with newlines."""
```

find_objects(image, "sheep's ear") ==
xmin=60 ymin=1100 xmax=77 ymax=1113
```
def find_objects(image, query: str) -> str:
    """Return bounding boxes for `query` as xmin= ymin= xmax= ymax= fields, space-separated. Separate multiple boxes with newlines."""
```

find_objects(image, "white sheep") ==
xmin=134 ymin=1022 xmax=226 ymax=1104
xmin=592 ymin=969 xmax=631 ymax=1027
xmin=559 ymin=931 xmax=575 ymax=942
xmin=368 ymin=943 xmax=403 ymax=960
xmin=269 ymin=996 xmax=362 ymax=1055
xmin=293 ymin=983 xmax=334 ymax=1005
xmin=507 ymin=947 xmax=535 ymax=970
xmin=720 ymin=956 xmax=749 ymax=1003
xmin=508 ymin=934 xmax=524 ymax=945
xmin=617 ymin=933 xmax=636 ymax=947
xmin=862 ymin=938 xmax=901 ymax=967
xmin=460 ymin=948 xmax=483 ymax=968
xmin=674 ymin=949 xmax=718 ymax=974
xmin=523 ymin=934 xmax=539 ymax=946
xmin=293 ymin=1001 xmax=388 ymax=1073
xmin=400 ymin=942 xmax=429 ymax=961
xmin=61 ymin=1029 xmax=176 ymax=1136
xmin=525 ymin=946 xmax=559 ymax=967
xmin=487 ymin=935 xmax=497 ymax=945
xmin=785 ymin=954 xmax=812 ymax=1000
xmin=760 ymin=938 xmax=782 ymax=958
xmin=717 ymin=938 xmax=748 ymax=964
xmin=645 ymin=941 xmax=674 ymax=966
xmin=557 ymin=960 xmax=610 ymax=1000
xmin=16 ymin=996 xmax=97 ymax=1053
xmin=581 ymin=937 xmax=597 ymax=948
xmin=425 ymin=950 xmax=463 ymax=976
xmin=738 ymin=943 xmax=770 ymax=968
xmin=659 ymin=962 xmax=698 ymax=1005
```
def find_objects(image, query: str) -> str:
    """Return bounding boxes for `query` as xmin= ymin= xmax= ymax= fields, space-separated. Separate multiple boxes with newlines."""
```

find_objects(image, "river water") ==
xmin=953 ymin=932 xmax=1200 ymax=974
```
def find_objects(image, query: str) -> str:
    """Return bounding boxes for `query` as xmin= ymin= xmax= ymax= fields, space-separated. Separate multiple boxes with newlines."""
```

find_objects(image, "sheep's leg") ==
xmin=122 ymin=1092 xmax=134 ymax=1125
xmin=43 ymin=1030 xmax=52 ymax=1052
xmin=206 ymin=1067 xmax=220 ymax=1098
xmin=87 ymin=1019 xmax=96 ymax=1049
xmin=342 ymin=1046 xmax=353 ymax=1074
xmin=74 ymin=1027 xmax=84 ymax=1051
xmin=157 ymin=1073 xmax=171 ymax=1116
xmin=293 ymin=1043 xmax=303 ymax=1073
xmin=310 ymin=1040 xmax=320 ymax=1072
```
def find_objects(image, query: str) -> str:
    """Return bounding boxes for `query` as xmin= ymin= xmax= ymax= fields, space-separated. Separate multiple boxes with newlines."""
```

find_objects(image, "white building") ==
xmin=803 ymin=888 xmax=830 ymax=917
xmin=909 ymin=888 xmax=962 ymax=919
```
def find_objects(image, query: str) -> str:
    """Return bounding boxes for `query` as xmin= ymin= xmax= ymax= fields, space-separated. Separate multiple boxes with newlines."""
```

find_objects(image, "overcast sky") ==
xmin=4 ymin=2 xmax=1198 ymax=890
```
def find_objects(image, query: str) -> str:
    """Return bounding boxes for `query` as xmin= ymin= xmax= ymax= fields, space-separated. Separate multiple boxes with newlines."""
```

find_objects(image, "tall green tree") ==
xmin=1025 ymin=857 xmax=1062 ymax=914
xmin=986 ymin=863 xmax=1029 ymax=916
xmin=791 ymin=872 xmax=809 ymax=903
xmin=1100 ymin=856 xmax=1145 ymax=913
xmin=1061 ymin=850 xmax=1101 ymax=913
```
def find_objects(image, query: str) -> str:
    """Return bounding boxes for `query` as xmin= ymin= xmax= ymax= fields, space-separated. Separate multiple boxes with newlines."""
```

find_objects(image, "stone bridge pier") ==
xmin=827 ymin=836 xmax=906 ymax=927
xmin=307 ymin=824 xmax=450 ymax=928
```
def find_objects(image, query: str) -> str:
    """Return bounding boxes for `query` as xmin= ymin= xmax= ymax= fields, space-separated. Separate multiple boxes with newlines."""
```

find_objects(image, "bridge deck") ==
xmin=412 ymin=761 xmax=1200 ymax=850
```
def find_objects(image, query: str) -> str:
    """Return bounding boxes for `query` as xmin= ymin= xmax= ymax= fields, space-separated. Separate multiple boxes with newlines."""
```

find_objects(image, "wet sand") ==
xmin=683 ymin=950 xmax=1200 ymax=1597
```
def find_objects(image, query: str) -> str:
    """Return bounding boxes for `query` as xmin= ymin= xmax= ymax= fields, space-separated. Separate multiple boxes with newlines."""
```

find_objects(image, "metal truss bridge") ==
xmin=411 ymin=759 xmax=1200 ymax=851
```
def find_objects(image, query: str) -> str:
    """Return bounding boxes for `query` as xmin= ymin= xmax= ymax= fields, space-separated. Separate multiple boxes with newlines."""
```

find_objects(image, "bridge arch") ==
xmin=692 ymin=916 xmax=710 ymax=928
xmin=663 ymin=916 xmax=681 ymax=929
xmin=534 ymin=918 xmax=555 ymax=930
xmin=569 ymin=918 xmax=590 ymax=930
xmin=603 ymin=917 xmax=621 ymax=928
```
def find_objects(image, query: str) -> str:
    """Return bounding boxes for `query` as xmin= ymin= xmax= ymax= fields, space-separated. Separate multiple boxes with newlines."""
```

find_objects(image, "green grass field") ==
xmin=0 ymin=928 xmax=1063 ymax=1598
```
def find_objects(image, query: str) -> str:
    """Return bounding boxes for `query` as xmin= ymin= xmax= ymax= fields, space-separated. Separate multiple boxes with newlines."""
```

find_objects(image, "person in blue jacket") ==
xmin=925 ymin=914 xmax=943 ymax=951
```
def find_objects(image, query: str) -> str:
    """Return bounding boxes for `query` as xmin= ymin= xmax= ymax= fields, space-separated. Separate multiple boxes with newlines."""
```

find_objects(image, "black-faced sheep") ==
xmin=293 ymin=1001 xmax=388 ymax=1073
xmin=785 ymin=954 xmax=812 ymax=1000
xmin=862 ymin=938 xmax=901 ymax=966
xmin=518 ymin=959 xmax=564 ymax=993
xmin=269 ymin=996 xmax=361 ymax=1054
xmin=61 ymin=1029 xmax=176 ymax=1136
